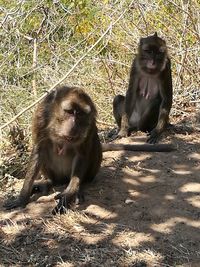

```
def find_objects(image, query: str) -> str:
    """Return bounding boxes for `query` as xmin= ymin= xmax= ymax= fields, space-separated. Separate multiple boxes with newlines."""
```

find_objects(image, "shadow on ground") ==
xmin=0 ymin=126 xmax=200 ymax=266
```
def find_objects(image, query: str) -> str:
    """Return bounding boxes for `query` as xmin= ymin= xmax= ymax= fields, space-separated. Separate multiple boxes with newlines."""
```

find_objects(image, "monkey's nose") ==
xmin=147 ymin=63 xmax=156 ymax=69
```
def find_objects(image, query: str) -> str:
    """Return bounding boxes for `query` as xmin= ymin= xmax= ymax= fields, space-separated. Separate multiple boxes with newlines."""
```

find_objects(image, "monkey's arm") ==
xmin=53 ymin=154 xmax=85 ymax=214
xmin=4 ymin=146 xmax=41 ymax=210
xmin=147 ymin=60 xmax=173 ymax=144
xmin=119 ymin=60 xmax=138 ymax=137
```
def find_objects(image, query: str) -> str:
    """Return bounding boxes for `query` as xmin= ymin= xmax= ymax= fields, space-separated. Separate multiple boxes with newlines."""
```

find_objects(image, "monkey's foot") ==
xmin=147 ymin=129 xmax=161 ymax=144
xmin=106 ymin=128 xmax=119 ymax=140
xmin=52 ymin=192 xmax=84 ymax=215
xmin=3 ymin=197 xmax=27 ymax=210
xmin=105 ymin=128 xmax=130 ymax=141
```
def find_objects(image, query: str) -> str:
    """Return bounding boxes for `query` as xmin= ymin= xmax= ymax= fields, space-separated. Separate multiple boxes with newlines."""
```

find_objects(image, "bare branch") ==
xmin=0 ymin=5 xmax=130 ymax=130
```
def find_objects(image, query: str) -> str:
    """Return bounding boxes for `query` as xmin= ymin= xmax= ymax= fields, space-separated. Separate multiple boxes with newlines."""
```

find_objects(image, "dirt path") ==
xmin=0 ymin=129 xmax=200 ymax=266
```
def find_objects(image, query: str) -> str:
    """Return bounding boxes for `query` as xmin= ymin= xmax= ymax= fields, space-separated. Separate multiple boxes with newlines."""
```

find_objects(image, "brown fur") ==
xmin=4 ymin=85 xmax=174 ymax=214
xmin=4 ymin=86 xmax=102 ymax=214
xmin=113 ymin=32 xmax=173 ymax=144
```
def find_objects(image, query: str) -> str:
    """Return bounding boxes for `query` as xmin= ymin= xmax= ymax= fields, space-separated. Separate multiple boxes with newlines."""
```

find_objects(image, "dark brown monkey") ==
xmin=4 ymin=86 xmax=174 ymax=214
xmin=4 ymin=86 xmax=102 ymax=214
xmin=113 ymin=32 xmax=173 ymax=143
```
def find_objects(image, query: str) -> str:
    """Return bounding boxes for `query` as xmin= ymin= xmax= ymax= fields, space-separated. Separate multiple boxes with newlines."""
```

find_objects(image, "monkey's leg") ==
xmin=52 ymin=176 xmax=80 ymax=214
xmin=147 ymin=106 xmax=169 ymax=144
xmin=52 ymin=156 xmax=86 ymax=214
xmin=113 ymin=95 xmax=125 ymax=128
xmin=113 ymin=95 xmax=130 ymax=138
xmin=4 ymin=147 xmax=41 ymax=210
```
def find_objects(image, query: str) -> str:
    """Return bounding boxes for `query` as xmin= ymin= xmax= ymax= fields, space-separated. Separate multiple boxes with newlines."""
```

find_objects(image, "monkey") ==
xmin=4 ymin=86 xmax=102 ymax=214
xmin=113 ymin=32 xmax=173 ymax=144
xmin=4 ymin=86 xmax=174 ymax=214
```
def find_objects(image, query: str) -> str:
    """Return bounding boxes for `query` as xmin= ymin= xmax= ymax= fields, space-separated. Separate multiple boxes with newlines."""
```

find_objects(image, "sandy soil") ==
xmin=0 ymin=126 xmax=200 ymax=267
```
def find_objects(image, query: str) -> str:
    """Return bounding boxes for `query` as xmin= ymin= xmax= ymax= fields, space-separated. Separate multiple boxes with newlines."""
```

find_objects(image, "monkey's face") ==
xmin=138 ymin=35 xmax=167 ymax=75
xmin=48 ymin=92 xmax=96 ymax=152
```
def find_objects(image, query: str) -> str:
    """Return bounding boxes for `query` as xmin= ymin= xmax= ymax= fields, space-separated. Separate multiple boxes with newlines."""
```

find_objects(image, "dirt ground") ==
xmin=0 ymin=125 xmax=200 ymax=267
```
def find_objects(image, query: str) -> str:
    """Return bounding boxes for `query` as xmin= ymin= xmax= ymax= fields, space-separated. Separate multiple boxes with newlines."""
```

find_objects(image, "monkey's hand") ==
xmin=52 ymin=191 xmax=83 ymax=215
xmin=147 ymin=129 xmax=161 ymax=144
xmin=3 ymin=196 xmax=28 ymax=210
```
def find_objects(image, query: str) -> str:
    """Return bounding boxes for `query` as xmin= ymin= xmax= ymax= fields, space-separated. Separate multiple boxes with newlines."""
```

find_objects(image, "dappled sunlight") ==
xmin=138 ymin=175 xmax=156 ymax=183
xmin=1 ymin=0 xmax=200 ymax=264
xmin=172 ymin=163 xmax=197 ymax=175
xmin=188 ymin=152 xmax=200 ymax=160
xmin=127 ymin=190 xmax=141 ymax=197
xmin=172 ymin=169 xmax=192 ymax=175
xmin=86 ymin=204 xmax=117 ymax=220
xmin=186 ymin=196 xmax=200 ymax=208
xmin=126 ymin=249 xmax=164 ymax=267
xmin=140 ymin=168 xmax=160 ymax=174
xmin=127 ymin=190 xmax=148 ymax=199
xmin=128 ymin=154 xmax=151 ymax=162
xmin=151 ymin=217 xmax=200 ymax=234
xmin=1 ymin=132 xmax=200 ymax=266
xmin=118 ymin=247 xmax=164 ymax=267
xmin=81 ymin=234 xmax=109 ymax=245
xmin=1 ymin=221 xmax=26 ymax=243
xmin=112 ymin=231 xmax=155 ymax=248
xmin=124 ymin=164 xmax=161 ymax=175
xmin=164 ymin=194 xmax=175 ymax=200
xmin=123 ymin=177 xmax=141 ymax=186
xmin=123 ymin=167 xmax=143 ymax=178
xmin=180 ymin=183 xmax=200 ymax=193
xmin=172 ymin=165 xmax=192 ymax=175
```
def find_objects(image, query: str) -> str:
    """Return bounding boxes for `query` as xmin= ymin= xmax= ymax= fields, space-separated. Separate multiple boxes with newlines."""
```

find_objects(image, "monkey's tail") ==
xmin=101 ymin=143 xmax=175 ymax=152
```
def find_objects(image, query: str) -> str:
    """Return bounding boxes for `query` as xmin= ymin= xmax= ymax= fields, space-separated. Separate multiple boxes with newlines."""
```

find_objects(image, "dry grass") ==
xmin=0 ymin=1 xmax=200 ymax=267
xmin=1 ymin=130 xmax=200 ymax=266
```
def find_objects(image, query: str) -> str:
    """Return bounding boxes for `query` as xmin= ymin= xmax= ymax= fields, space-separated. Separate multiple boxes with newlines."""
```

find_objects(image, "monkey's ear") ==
xmin=154 ymin=32 xmax=158 ymax=37
xmin=52 ymin=89 xmax=57 ymax=101
xmin=46 ymin=88 xmax=57 ymax=103
xmin=159 ymin=46 xmax=166 ymax=53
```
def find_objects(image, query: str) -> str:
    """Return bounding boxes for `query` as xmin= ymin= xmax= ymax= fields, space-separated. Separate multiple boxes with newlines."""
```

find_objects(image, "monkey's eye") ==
xmin=64 ymin=109 xmax=74 ymax=115
xmin=144 ymin=49 xmax=153 ymax=54
xmin=75 ymin=110 xmax=81 ymax=115
xmin=75 ymin=110 xmax=87 ymax=117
